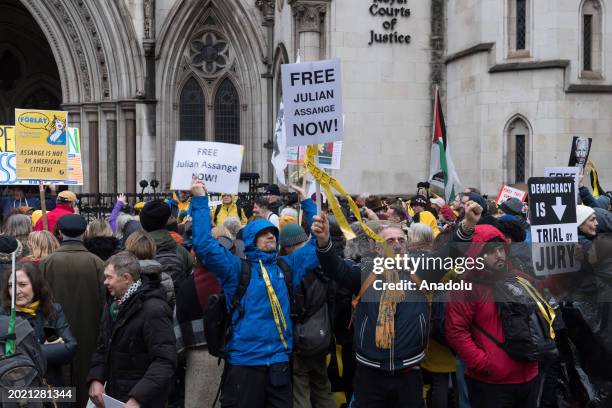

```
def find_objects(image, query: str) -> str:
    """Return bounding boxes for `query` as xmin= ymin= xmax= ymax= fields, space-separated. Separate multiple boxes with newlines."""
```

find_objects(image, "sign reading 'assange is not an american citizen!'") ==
xmin=368 ymin=0 xmax=411 ymax=45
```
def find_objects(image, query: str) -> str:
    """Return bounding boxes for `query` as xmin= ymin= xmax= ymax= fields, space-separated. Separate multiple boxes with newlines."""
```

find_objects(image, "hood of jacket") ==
xmin=594 ymin=207 xmax=612 ymax=233
xmin=241 ymin=219 xmax=279 ymax=264
xmin=148 ymin=229 xmax=178 ymax=251
xmin=467 ymin=224 xmax=507 ymax=257
xmin=118 ymin=279 xmax=165 ymax=312
xmin=139 ymin=259 xmax=163 ymax=275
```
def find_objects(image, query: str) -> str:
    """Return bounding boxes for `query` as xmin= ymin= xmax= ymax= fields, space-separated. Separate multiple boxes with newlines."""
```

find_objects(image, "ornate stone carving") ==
xmin=73 ymin=0 xmax=110 ymax=98
xmin=144 ymin=0 xmax=155 ymax=39
xmin=256 ymin=0 xmax=275 ymax=18
xmin=289 ymin=1 xmax=328 ymax=33
xmin=51 ymin=0 xmax=92 ymax=101
xmin=188 ymin=31 xmax=233 ymax=77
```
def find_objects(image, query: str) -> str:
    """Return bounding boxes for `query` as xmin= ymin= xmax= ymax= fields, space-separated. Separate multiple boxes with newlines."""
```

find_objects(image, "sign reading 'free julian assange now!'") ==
xmin=281 ymin=59 xmax=343 ymax=147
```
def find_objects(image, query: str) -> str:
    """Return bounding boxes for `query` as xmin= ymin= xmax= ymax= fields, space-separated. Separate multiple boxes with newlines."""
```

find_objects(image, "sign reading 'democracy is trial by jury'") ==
xmin=170 ymin=141 xmax=243 ymax=193
xmin=15 ymin=109 xmax=68 ymax=180
xmin=281 ymin=59 xmax=343 ymax=147
xmin=528 ymin=176 xmax=579 ymax=276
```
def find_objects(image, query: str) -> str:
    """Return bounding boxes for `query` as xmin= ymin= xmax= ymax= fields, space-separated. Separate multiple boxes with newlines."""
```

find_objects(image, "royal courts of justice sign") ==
xmin=15 ymin=109 xmax=68 ymax=180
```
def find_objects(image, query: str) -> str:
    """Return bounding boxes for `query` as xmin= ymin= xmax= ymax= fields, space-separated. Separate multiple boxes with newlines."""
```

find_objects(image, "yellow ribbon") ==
xmin=516 ymin=276 xmax=556 ymax=340
xmin=303 ymin=145 xmax=395 ymax=258
xmin=259 ymin=261 xmax=288 ymax=349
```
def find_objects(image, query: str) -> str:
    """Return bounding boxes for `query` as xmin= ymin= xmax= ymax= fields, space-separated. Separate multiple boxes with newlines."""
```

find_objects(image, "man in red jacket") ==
xmin=445 ymin=224 xmax=539 ymax=408
xmin=33 ymin=190 xmax=78 ymax=233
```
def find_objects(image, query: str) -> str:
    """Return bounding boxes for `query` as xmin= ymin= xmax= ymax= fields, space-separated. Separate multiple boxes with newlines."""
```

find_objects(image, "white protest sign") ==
xmin=495 ymin=185 xmax=527 ymax=205
xmin=281 ymin=59 xmax=343 ymax=147
xmin=170 ymin=141 xmax=243 ymax=193
xmin=544 ymin=166 xmax=580 ymax=203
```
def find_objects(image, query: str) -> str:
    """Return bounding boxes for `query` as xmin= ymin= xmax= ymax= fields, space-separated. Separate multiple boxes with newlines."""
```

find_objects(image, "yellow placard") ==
xmin=15 ymin=109 xmax=68 ymax=180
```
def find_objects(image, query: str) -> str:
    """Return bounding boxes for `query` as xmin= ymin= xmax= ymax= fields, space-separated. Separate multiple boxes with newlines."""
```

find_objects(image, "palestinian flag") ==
xmin=429 ymin=87 xmax=460 ymax=202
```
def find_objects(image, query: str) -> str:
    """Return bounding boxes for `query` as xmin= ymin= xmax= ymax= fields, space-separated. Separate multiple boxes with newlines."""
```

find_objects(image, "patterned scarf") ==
xmin=118 ymin=279 xmax=142 ymax=305
xmin=111 ymin=280 xmax=142 ymax=321
xmin=375 ymin=269 xmax=405 ymax=349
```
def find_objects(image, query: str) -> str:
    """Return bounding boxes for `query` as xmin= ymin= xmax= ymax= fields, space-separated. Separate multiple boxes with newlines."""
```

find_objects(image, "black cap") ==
xmin=57 ymin=214 xmax=88 ymax=237
xmin=264 ymin=184 xmax=281 ymax=196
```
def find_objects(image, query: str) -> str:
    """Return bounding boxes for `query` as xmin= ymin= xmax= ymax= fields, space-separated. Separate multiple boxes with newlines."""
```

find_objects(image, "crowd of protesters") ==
xmin=0 ymin=173 xmax=608 ymax=408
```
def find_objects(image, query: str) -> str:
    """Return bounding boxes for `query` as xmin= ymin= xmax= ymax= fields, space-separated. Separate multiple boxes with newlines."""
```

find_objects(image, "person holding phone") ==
xmin=0 ymin=261 xmax=77 ymax=388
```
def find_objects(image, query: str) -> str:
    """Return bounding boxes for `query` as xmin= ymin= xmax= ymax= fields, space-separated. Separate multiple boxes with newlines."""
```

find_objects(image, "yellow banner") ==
xmin=15 ymin=109 xmax=68 ymax=180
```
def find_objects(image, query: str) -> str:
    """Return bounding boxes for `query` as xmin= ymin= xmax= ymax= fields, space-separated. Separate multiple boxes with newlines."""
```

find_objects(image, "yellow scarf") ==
xmin=16 ymin=300 xmax=40 ymax=317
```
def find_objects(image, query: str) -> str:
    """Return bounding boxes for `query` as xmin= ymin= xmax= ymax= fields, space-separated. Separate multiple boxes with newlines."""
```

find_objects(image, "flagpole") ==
xmin=315 ymin=151 xmax=322 ymax=214
xmin=5 ymin=251 xmax=16 ymax=356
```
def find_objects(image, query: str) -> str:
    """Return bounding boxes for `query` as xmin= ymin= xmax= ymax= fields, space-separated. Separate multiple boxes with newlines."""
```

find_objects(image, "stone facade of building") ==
xmin=0 ymin=0 xmax=610 ymax=195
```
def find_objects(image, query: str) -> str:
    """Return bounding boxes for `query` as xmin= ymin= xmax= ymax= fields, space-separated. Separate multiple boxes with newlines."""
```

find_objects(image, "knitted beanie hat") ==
xmin=500 ymin=197 xmax=524 ymax=217
xmin=279 ymin=223 xmax=308 ymax=247
xmin=140 ymin=200 xmax=171 ymax=232
xmin=576 ymin=205 xmax=595 ymax=227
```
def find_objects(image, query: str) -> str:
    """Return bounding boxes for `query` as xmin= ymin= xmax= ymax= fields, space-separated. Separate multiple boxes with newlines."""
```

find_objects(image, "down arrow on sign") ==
xmin=552 ymin=197 xmax=566 ymax=221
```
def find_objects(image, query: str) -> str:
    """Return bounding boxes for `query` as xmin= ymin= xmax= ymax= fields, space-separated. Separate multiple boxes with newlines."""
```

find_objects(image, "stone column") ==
xmin=290 ymin=0 xmax=330 ymax=61
xmin=101 ymin=103 xmax=118 ymax=192
xmin=121 ymin=102 xmax=137 ymax=193
xmin=257 ymin=0 xmax=276 ymax=181
xmin=84 ymin=105 xmax=99 ymax=193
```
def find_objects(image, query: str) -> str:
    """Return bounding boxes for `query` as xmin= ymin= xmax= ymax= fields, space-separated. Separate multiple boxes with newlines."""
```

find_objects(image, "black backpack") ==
xmin=0 ymin=316 xmax=46 ymax=407
xmin=291 ymin=268 xmax=333 ymax=356
xmin=155 ymin=246 xmax=187 ymax=291
xmin=471 ymin=275 xmax=559 ymax=362
xmin=204 ymin=259 xmax=292 ymax=359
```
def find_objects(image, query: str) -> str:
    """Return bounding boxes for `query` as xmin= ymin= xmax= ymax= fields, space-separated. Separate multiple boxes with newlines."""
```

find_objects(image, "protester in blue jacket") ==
xmin=190 ymin=177 xmax=318 ymax=408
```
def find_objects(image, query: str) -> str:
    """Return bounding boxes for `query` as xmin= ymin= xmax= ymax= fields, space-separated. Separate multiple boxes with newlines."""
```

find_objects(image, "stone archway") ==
xmin=1 ymin=0 xmax=145 ymax=193
xmin=0 ymin=0 xmax=61 ymax=124
xmin=157 ymin=0 xmax=269 ymax=188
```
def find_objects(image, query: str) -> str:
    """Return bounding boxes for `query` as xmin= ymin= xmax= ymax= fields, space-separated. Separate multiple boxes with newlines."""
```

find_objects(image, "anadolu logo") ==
xmin=17 ymin=112 xmax=49 ymax=130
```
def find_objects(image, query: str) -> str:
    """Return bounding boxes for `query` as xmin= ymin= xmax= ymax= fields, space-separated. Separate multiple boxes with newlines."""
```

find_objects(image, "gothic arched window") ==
xmin=506 ymin=117 xmax=531 ymax=184
xmin=179 ymin=77 xmax=205 ymax=140
xmin=581 ymin=0 xmax=603 ymax=75
xmin=214 ymin=78 xmax=240 ymax=144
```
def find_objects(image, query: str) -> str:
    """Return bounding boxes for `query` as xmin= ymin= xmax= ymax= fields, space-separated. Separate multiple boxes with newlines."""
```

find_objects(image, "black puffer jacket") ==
xmin=83 ymin=236 xmax=121 ymax=261
xmin=87 ymin=278 xmax=177 ymax=407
